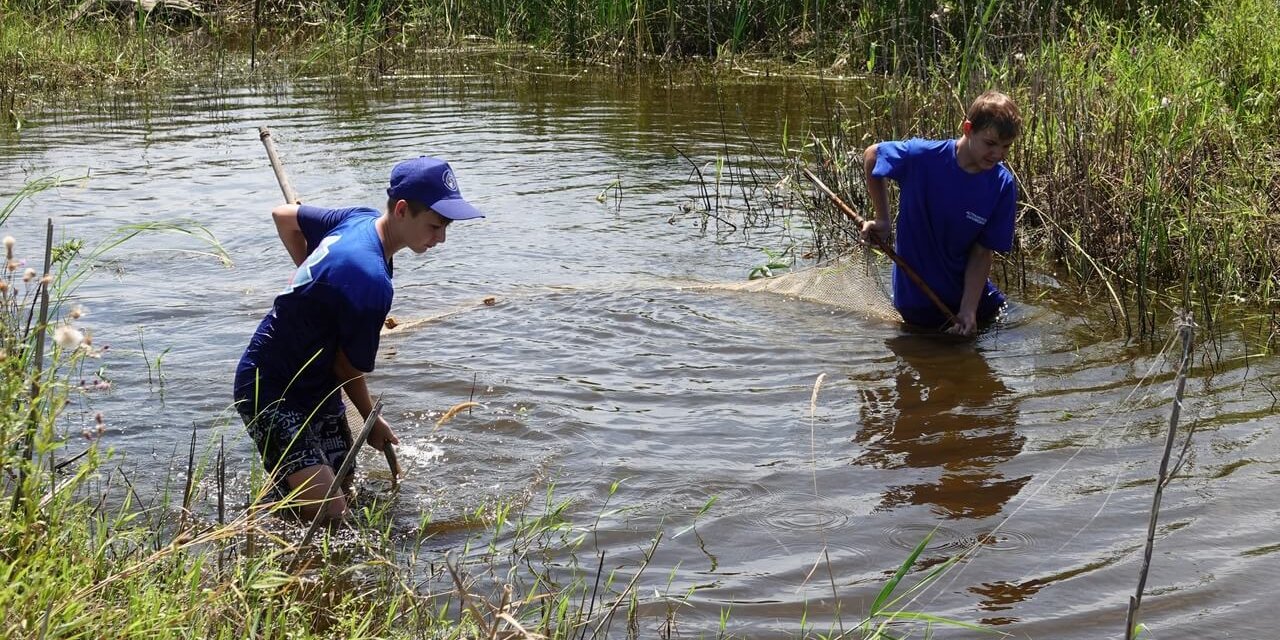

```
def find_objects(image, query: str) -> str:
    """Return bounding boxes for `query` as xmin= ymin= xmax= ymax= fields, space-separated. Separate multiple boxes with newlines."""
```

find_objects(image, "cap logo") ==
xmin=443 ymin=169 xmax=458 ymax=192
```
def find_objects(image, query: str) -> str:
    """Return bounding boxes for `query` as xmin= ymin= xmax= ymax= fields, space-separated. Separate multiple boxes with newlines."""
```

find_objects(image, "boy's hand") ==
xmin=366 ymin=416 xmax=400 ymax=452
xmin=861 ymin=219 xmax=892 ymax=247
xmin=945 ymin=310 xmax=979 ymax=337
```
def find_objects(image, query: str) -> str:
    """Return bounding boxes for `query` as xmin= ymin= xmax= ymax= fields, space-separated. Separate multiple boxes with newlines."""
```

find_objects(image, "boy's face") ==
xmin=401 ymin=203 xmax=451 ymax=253
xmin=961 ymin=121 xmax=1016 ymax=172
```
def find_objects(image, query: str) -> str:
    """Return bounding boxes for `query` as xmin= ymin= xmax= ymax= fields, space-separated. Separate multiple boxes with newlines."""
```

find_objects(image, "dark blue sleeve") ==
xmin=297 ymin=206 xmax=355 ymax=254
xmin=978 ymin=175 xmax=1018 ymax=253
xmin=872 ymin=139 xmax=915 ymax=181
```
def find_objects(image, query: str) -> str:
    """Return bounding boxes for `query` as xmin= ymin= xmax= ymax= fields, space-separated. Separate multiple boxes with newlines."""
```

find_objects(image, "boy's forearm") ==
xmin=272 ymin=204 xmax=308 ymax=266
xmin=958 ymin=245 xmax=995 ymax=317
xmin=862 ymin=144 xmax=890 ymax=225
xmin=333 ymin=348 xmax=375 ymax=419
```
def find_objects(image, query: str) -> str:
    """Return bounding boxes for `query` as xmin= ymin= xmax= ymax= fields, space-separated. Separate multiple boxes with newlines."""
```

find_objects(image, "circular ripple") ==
xmin=959 ymin=528 xmax=1039 ymax=553
xmin=758 ymin=494 xmax=852 ymax=533
xmin=770 ymin=538 xmax=871 ymax=562
xmin=883 ymin=523 xmax=970 ymax=553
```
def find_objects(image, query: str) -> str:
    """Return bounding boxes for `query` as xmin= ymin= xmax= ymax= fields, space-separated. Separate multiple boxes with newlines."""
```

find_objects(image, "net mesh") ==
xmin=707 ymin=248 xmax=902 ymax=322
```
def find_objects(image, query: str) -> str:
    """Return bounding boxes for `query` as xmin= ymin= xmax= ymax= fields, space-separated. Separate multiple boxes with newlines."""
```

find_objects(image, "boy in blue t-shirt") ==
xmin=234 ymin=156 xmax=484 ymax=522
xmin=862 ymin=90 xmax=1022 ymax=337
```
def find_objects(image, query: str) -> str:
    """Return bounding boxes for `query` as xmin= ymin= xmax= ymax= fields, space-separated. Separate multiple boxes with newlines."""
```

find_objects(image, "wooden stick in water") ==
xmin=801 ymin=167 xmax=960 ymax=328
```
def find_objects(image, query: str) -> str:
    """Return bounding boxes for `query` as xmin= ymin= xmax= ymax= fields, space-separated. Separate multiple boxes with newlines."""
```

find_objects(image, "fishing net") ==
xmin=707 ymin=251 xmax=901 ymax=322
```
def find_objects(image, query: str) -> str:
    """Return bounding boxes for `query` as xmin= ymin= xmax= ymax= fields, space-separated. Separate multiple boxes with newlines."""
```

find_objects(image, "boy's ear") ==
xmin=961 ymin=119 xmax=973 ymax=136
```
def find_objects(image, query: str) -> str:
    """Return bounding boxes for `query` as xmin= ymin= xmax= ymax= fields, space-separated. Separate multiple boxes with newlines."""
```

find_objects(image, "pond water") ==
xmin=2 ymin=53 xmax=1277 ymax=638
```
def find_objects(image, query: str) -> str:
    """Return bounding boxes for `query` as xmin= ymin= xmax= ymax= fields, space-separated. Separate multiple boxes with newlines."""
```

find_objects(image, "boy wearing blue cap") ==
xmin=234 ymin=156 xmax=484 ymax=522
xmin=861 ymin=90 xmax=1022 ymax=337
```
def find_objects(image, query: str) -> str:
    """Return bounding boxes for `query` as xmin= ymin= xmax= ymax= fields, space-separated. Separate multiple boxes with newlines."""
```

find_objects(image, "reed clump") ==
xmin=772 ymin=0 xmax=1280 ymax=343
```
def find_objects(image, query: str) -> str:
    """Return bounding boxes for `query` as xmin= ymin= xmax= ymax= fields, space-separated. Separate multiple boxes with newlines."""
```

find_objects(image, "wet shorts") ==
xmin=236 ymin=404 xmax=354 ymax=501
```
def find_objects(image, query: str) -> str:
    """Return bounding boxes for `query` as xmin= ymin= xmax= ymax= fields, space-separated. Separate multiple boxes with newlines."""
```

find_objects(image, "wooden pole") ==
xmin=802 ymin=168 xmax=960 ymax=328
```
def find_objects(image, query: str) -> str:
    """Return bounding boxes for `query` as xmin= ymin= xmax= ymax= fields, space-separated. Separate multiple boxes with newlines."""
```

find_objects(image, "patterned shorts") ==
xmin=237 ymin=404 xmax=354 ymax=501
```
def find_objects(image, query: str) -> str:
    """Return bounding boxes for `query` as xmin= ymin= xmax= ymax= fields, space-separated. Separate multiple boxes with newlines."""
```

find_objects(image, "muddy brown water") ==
xmin=2 ymin=53 xmax=1277 ymax=638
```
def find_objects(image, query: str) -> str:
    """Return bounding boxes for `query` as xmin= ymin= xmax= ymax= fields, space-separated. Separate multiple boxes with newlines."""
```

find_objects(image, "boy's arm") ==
xmin=862 ymin=144 xmax=892 ymax=244
xmin=333 ymin=347 xmax=400 ymax=452
xmin=948 ymin=244 xmax=996 ymax=337
xmin=272 ymin=204 xmax=309 ymax=266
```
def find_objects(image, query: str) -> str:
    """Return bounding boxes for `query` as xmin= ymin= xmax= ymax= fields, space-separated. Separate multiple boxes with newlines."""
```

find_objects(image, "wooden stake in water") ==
xmin=293 ymin=398 xmax=384 ymax=568
xmin=11 ymin=218 xmax=54 ymax=515
xmin=1125 ymin=318 xmax=1195 ymax=639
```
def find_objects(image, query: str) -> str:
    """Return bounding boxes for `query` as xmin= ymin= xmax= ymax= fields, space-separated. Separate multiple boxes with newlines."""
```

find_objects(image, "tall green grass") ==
xmin=775 ymin=0 xmax=1280 ymax=342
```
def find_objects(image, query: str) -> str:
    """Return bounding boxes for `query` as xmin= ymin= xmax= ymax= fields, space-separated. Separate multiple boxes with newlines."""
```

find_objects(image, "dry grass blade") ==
xmin=435 ymin=401 xmax=481 ymax=431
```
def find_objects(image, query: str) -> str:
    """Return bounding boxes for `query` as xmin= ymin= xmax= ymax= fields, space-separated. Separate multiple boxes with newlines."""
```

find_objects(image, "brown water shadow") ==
xmin=854 ymin=333 xmax=1030 ymax=519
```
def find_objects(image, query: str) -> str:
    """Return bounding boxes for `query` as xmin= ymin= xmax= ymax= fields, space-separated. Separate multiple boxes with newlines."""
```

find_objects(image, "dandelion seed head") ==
xmin=6 ymin=260 xmax=17 ymax=272
xmin=22 ymin=268 xmax=36 ymax=282
xmin=54 ymin=325 xmax=85 ymax=350
xmin=3 ymin=236 xmax=13 ymax=260
xmin=39 ymin=274 xmax=51 ymax=285
xmin=70 ymin=305 xmax=86 ymax=319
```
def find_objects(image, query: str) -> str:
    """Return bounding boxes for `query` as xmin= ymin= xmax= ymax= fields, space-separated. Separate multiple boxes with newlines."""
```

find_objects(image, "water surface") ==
xmin=2 ymin=54 xmax=1277 ymax=638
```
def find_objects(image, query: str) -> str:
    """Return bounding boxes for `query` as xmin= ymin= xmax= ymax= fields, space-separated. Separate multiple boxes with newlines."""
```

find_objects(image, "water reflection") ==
xmin=855 ymin=334 xmax=1029 ymax=519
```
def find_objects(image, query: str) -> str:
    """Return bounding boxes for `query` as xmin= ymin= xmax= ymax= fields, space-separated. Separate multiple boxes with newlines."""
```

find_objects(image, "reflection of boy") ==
xmin=862 ymin=90 xmax=1022 ymax=336
xmin=234 ymin=156 xmax=484 ymax=522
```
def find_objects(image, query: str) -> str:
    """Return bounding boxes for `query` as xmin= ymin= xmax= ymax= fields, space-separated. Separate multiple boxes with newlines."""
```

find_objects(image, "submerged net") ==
xmin=707 ymin=250 xmax=902 ymax=322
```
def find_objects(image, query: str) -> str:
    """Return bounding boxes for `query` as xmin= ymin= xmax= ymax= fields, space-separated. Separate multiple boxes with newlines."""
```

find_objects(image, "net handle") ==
xmin=802 ymin=168 xmax=960 ymax=328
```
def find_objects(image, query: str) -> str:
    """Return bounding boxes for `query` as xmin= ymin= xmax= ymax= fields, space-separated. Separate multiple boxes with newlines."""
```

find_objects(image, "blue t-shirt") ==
xmin=234 ymin=206 xmax=393 ymax=416
xmin=872 ymin=138 xmax=1017 ymax=327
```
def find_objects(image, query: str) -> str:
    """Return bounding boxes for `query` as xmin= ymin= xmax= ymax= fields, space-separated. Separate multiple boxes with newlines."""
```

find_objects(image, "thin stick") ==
xmin=589 ymin=530 xmax=663 ymax=639
xmin=293 ymin=398 xmax=384 ymax=566
xmin=11 ymin=218 xmax=54 ymax=515
xmin=1125 ymin=318 xmax=1195 ymax=639
xmin=258 ymin=126 xmax=299 ymax=204
xmin=258 ymin=126 xmax=400 ymax=480
xmin=802 ymin=168 xmax=960 ymax=327
xmin=178 ymin=424 xmax=197 ymax=534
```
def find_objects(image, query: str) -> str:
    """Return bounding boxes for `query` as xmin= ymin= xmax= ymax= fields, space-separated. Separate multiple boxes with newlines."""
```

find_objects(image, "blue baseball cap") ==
xmin=387 ymin=156 xmax=485 ymax=221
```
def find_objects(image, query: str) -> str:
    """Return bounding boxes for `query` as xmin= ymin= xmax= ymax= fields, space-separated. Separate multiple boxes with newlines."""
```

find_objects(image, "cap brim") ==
xmin=431 ymin=197 xmax=485 ymax=221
